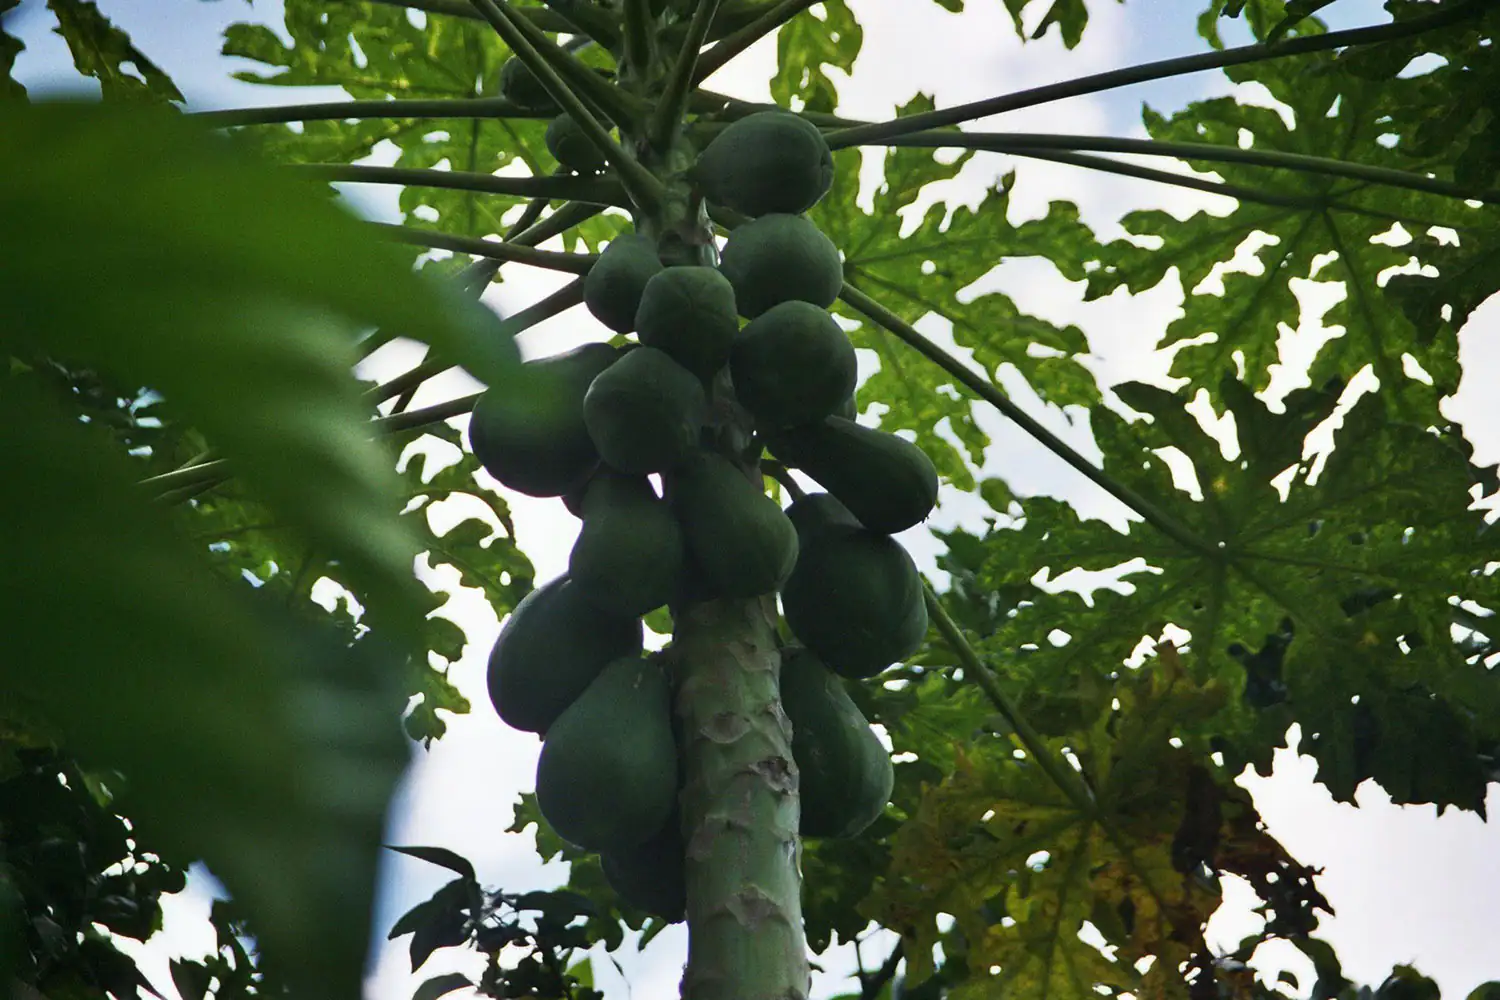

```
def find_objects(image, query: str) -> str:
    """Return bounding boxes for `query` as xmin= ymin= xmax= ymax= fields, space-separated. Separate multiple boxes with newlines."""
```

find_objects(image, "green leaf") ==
xmin=0 ymin=378 xmax=408 ymax=1000
xmin=414 ymin=973 xmax=474 ymax=1000
xmin=387 ymin=845 xmax=478 ymax=882
xmin=1 ymin=101 xmax=522 ymax=646
xmin=772 ymin=0 xmax=862 ymax=114
xmin=1 ymin=0 xmax=25 ymax=101
xmin=814 ymin=96 xmax=1102 ymax=491
xmin=46 ymin=0 xmax=183 ymax=103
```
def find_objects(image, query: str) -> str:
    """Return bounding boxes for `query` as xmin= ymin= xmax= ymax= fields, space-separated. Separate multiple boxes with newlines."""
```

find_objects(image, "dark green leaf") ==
xmin=387 ymin=845 xmax=478 ymax=881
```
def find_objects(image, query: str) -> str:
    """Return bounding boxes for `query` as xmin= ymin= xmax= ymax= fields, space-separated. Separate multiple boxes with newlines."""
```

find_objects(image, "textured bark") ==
xmin=671 ymin=597 xmax=810 ymax=1000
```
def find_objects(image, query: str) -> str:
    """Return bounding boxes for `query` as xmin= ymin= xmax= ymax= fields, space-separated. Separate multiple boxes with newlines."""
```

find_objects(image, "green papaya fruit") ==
xmin=600 ymin=814 xmax=686 ymax=922
xmin=583 ymin=346 xmax=706 ymax=474
xmin=487 ymin=576 xmax=644 ymax=734
xmin=469 ymin=342 xmax=619 ymax=497
xmin=718 ymin=214 xmax=842 ymax=319
xmin=535 ymin=656 xmax=678 ymax=851
xmin=669 ymin=451 xmax=798 ymax=598
xmin=780 ymin=647 xmax=893 ymax=838
xmin=569 ymin=473 xmax=686 ymax=617
xmin=500 ymin=57 xmax=557 ymax=112
xmin=835 ymin=393 xmax=858 ymax=421
xmin=546 ymin=113 xmax=611 ymax=173
xmin=779 ymin=525 xmax=927 ymax=679
xmin=766 ymin=416 xmax=938 ymax=534
xmin=692 ymin=111 xmax=834 ymax=218
xmin=584 ymin=233 xmax=663 ymax=334
xmin=730 ymin=300 xmax=856 ymax=428
xmin=786 ymin=491 xmax=861 ymax=546
xmin=635 ymin=265 xmax=739 ymax=381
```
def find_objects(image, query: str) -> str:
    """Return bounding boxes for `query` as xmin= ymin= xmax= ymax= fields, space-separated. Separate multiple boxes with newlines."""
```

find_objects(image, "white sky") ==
xmin=10 ymin=0 xmax=1500 ymax=997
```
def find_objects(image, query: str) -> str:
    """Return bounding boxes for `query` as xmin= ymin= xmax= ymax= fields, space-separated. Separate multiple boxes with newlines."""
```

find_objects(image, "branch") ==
xmin=650 ymin=0 xmax=723 ymax=150
xmin=859 ymin=943 xmax=904 ymax=1000
xmin=468 ymin=0 xmax=665 ymax=210
xmin=622 ymin=0 xmax=656 ymax=78
xmin=140 ymin=458 xmax=230 ymax=496
xmin=373 ymin=223 xmax=599 ymax=273
xmin=923 ymin=583 xmax=1097 ymax=813
xmin=289 ymin=164 xmax=628 ymax=204
xmin=377 ymin=391 xmax=483 ymax=434
xmin=836 ymin=281 xmax=1215 ymax=557
xmin=692 ymin=0 xmax=815 ymax=84
xmin=824 ymin=0 xmax=1491 ymax=147
xmin=356 ymin=0 xmax=572 ymax=30
xmin=537 ymin=0 xmax=622 ymax=47
xmin=192 ymin=97 xmax=538 ymax=128
xmin=366 ymin=279 xmax=586 ymax=404
xmin=877 ymin=130 xmax=1498 ymax=205
xmin=510 ymin=199 xmax=610 ymax=247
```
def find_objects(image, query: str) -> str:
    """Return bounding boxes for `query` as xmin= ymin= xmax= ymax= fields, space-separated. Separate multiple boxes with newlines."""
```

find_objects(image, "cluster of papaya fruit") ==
xmin=469 ymin=108 xmax=938 ymax=921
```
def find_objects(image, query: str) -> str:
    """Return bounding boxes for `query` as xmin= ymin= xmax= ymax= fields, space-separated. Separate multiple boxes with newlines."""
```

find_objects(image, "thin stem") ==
xmin=537 ymin=0 xmax=621 ymax=47
xmin=510 ymin=199 xmax=609 ymax=247
xmin=192 ymin=97 xmax=536 ymax=129
xmin=859 ymin=944 xmax=904 ymax=1000
xmin=837 ymin=282 xmax=1215 ymax=558
xmin=622 ymin=0 xmax=656 ymax=78
xmin=1007 ymin=147 xmax=1321 ymax=211
xmin=502 ymin=197 xmax=550 ymax=240
xmin=651 ymin=0 xmax=723 ymax=150
xmin=479 ymin=0 xmax=642 ymax=126
xmin=923 ymin=583 xmax=1097 ymax=812
xmin=468 ymin=0 xmax=665 ymax=210
xmin=140 ymin=459 xmax=231 ymax=495
xmin=367 ymin=279 xmax=586 ymax=404
xmin=373 ymin=223 xmax=599 ymax=273
xmin=692 ymin=0 xmax=815 ymax=85
xmin=356 ymin=0 xmax=574 ymax=30
xmin=878 ymin=131 xmax=1497 ymax=205
xmin=290 ymin=163 xmax=627 ymax=204
xmin=377 ymin=391 xmax=483 ymax=434
xmin=824 ymin=0 xmax=1490 ymax=147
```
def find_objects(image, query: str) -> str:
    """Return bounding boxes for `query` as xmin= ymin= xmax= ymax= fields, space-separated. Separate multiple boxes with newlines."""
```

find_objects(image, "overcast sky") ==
xmin=9 ymin=0 xmax=1500 ymax=998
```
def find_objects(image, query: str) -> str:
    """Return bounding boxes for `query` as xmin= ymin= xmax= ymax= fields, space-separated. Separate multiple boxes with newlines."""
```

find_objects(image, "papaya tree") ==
xmin=1 ymin=0 xmax=1498 ymax=999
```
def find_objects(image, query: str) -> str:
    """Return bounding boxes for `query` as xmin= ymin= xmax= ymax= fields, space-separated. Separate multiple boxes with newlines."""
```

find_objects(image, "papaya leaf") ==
xmin=771 ymin=0 xmax=862 ymax=114
xmin=414 ymin=973 xmax=474 ymax=1000
xmin=223 ymin=0 xmax=624 ymax=252
xmin=1 ymin=0 xmax=25 ymax=100
xmin=869 ymin=653 xmax=1312 ymax=999
xmin=815 ymin=95 xmax=1103 ymax=491
xmin=0 ymin=378 xmax=409 ymax=1000
xmin=924 ymin=377 xmax=1500 ymax=812
xmin=47 ymin=0 xmax=183 ymax=104
xmin=388 ymin=846 xmax=478 ymax=881
xmin=1 ymin=101 xmax=523 ymax=647
xmin=1080 ymin=36 xmax=1497 ymax=424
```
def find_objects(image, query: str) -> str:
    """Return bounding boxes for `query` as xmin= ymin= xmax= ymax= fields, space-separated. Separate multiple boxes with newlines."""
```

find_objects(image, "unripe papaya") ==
xmin=786 ymin=492 xmax=861 ymax=546
xmin=718 ymin=214 xmax=842 ymax=319
xmin=835 ymin=394 xmax=858 ymax=421
xmin=692 ymin=111 xmax=834 ymax=218
xmin=779 ymin=524 xmax=927 ymax=679
xmin=500 ymin=58 xmax=557 ymax=112
xmin=546 ymin=113 xmax=611 ymax=173
xmin=468 ymin=342 xmax=618 ymax=498
xmin=487 ymin=576 xmax=644 ymax=734
xmin=584 ymin=347 xmax=706 ymax=474
xmin=600 ymin=814 xmax=686 ymax=922
xmin=569 ymin=473 xmax=686 ymax=617
xmin=767 ymin=416 xmax=938 ymax=534
xmin=535 ymin=656 xmax=678 ymax=851
xmin=780 ymin=647 xmax=893 ymax=837
xmin=635 ymin=265 xmax=739 ymax=381
xmin=669 ymin=451 xmax=798 ymax=599
xmin=730 ymin=300 xmax=856 ymax=428
xmin=584 ymin=234 xmax=663 ymax=334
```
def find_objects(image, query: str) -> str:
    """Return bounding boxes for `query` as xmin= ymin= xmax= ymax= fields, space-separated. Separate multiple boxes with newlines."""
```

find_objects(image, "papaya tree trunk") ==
xmin=671 ymin=596 xmax=810 ymax=1000
xmin=626 ymin=108 xmax=811 ymax=997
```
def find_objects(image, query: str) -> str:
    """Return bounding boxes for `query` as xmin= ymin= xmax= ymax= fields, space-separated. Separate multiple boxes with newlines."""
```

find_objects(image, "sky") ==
xmin=8 ymin=0 xmax=1500 ymax=998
